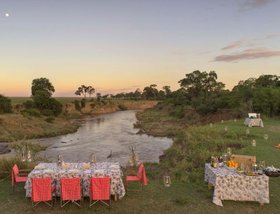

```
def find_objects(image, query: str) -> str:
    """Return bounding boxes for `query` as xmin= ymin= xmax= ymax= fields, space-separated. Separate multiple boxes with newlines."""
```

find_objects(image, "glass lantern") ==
xmin=27 ymin=150 xmax=32 ymax=162
xmin=91 ymin=153 xmax=96 ymax=164
xmin=251 ymin=139 xmax=256 ymax=147
xmin=164 ymin=176 xmax=171 ymax=187
xmin=246 ymin=128 xmax=250 ymax=135
xmin=58 ymin=154 xmax=63 ymax=167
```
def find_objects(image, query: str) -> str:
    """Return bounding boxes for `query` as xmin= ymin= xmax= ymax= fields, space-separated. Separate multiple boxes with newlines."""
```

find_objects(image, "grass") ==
xmin=0 ymin=170 xmax=280 ymax=213
xmin=1 ymin=118 xmax=280 ymax=213
xmin=0 ymin=114 xmax=78 ymax=142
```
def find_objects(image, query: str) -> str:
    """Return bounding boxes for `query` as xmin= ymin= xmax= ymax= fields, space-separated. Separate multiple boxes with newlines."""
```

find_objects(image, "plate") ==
xmin=245 ymin=172 xmax=257 ymax=176
xmin=68 ymin=169 xmax=79 ymax=174
xmin=34 ymin=165 xmax=45 ymax=170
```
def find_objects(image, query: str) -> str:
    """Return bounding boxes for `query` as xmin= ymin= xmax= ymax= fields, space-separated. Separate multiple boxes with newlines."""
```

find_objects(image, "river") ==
xmin=39 ymin=110 xmax=172 ymax=166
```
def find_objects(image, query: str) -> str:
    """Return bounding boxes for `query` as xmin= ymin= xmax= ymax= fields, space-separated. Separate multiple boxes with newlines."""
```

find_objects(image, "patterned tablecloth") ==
xmin=204 ymin=163 xmax=269 ymax=206
xmin=244 ymin=118 xmax=264 ymax=127
xmin=25 ymin=162 xmax=125 ymax=199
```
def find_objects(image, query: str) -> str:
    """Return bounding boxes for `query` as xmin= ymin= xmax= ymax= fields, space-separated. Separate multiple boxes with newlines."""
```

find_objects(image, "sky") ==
xmin=0 ymin=0 xmax=280 ymax=96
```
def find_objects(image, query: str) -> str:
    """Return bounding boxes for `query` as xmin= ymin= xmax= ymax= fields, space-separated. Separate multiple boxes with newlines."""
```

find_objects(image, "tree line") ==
xmin=1 ymin=72 xmax=280 ymax=117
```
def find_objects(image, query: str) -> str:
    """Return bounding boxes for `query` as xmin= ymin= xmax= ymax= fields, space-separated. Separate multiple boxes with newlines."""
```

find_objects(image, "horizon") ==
xmin=1 ymin=0 xmax=280 ymax=96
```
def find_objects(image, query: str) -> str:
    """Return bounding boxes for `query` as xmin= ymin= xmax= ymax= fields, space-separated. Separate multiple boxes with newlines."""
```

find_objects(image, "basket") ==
xmin=264 ymin=171 xmax=280 ymax=177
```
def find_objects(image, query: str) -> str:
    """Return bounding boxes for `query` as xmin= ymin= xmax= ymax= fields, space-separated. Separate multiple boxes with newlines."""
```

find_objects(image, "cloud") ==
xmin=214 ymin=48 xmax=280 ymax=62
xmin=240 ymin=0 xmax=275 ymax=9
xmin=222 ymin=40 xmax=245 ymax=50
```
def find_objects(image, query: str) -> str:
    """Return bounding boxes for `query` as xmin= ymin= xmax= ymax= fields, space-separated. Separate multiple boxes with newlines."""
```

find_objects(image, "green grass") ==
xmin=0 ymin=171 xmax=280 ymax=213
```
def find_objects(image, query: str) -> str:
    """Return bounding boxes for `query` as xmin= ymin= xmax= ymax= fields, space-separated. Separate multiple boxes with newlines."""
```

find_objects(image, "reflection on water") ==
xmin=41 ymin=110 xmax=173 ymax=166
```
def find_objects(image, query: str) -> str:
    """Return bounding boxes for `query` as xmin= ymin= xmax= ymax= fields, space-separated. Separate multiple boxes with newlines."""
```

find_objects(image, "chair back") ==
xmin=12 ymin=164 xmax=19 ymax=176
xmin=60 ymin=178 xmax=81 ymax=201
xmin=137 ymin=163 xmax=147 ymax=186
xmin=231 ymin=154 xmax=256 ymax=168
xmin=32 ymin=178 xmax=52 ymax=202
xmin=90 ymin=177 xmax=110 ymax=200
xmin=12 ymin=164 xmax=19 ymax=187
xmin=248 ymin=113 xmax=257 ymax=118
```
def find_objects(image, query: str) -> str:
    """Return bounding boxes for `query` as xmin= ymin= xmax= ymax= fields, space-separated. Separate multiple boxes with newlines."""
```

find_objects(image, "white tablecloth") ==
xmin=244 ymin=118 xmax=264 ymax=127
xmin=25 ymin=162 xmax=125 ymax=199
xmin=204 ymin=163 xmax=269 ymax=206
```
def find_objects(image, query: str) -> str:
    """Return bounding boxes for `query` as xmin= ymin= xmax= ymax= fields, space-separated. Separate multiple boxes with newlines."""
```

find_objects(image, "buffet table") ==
xmin=244 ymin=118 xmax=264 ymax=127
xmin=25 ymin=162 xmax=125 ymax=199
xmin=204 ymin=163 xmax=269 ymax=206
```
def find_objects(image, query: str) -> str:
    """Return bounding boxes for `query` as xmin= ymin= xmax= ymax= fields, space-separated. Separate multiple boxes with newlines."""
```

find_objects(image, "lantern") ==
xmin=91 ymin=153 xmax=96 ymax=164
xmin=163 ymin=176 xmax=171 ymax=187
xmin=251 ymin=139 xmax=256 ymax=147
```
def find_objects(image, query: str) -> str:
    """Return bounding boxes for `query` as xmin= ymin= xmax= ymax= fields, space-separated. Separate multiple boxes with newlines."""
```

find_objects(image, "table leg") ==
xmin=114 ymin=194 xmax=118 ymax=201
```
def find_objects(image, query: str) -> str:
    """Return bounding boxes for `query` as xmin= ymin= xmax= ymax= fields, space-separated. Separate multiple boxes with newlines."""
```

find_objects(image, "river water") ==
xmin=40 ymin=110 xmax=172 ymax=166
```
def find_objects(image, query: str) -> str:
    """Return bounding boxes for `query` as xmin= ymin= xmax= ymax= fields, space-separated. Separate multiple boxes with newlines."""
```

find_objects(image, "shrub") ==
xmin=47 ymin=98 xmax=63 ymax=116
xmin=81 ymin=98 xmax=86 ymax=108
xmin=23 ymin=100 xmax=35 ymax=109
xmin=0 ymin=95 xmax=12 ymax=113
xmin=74 ymin=100 xmax=81 ymax=111
xmin=45 ymin=116 xmax=55 ymax=123
xmin=118 ymin=104 xmax=128 ymax=111
xmin=21 ymin=108 xmax=41 ymax=117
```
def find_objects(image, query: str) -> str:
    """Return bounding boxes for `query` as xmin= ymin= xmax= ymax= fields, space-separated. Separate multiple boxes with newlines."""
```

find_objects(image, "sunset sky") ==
xmin=1 ymin=0 xmax=280 ymax=96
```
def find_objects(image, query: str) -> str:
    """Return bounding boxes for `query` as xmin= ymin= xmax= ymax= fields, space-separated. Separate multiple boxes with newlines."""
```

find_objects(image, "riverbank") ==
xmin=1 ymin=100 xmax=157 ymax=142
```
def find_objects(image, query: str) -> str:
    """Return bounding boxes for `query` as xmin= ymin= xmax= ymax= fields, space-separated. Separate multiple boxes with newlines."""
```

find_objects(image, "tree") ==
xmin=30 ymin=78 xmax=62 ymax=116
xmin=96 ymin=93 xmax=101 ymax=102
xmin=179 ymin=70 xmax=225 ymax=98
xmin=0 ymin=95 xmax=12 ymax=113
xmin=142 ymin=84 xmax=159 ymax=99
xmin=255 ymin=75 xmax=280 ymax=88
xmin=162 ymin=86 xmax=172 ymax=97
xmin=88 ymin=86 xmax=95 ymax=97
xmin=75 ymin=85 xmax=88 ymax=98
xmin=31 ymin=78 xmax=55 ymax=97
xmin=75 ymin=85 xmax=95 ymax=98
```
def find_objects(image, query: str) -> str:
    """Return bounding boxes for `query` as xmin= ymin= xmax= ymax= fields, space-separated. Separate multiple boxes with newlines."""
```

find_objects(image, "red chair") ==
xmin=12 ymin=164 xmax=28 ymax=192
xmin=60 ymin=178 xmax=82 ymax=207
xmin=89 ymin=177 xmax=111 ymax=208
xmin=32 ymin=177 xmax=53 ymax=207
xmin=126 ymin=163 xmax=147 ymax=190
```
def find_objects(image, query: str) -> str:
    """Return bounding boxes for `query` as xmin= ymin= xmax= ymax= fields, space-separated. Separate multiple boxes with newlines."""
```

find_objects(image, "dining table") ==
xmin=244 ymin=118 xmax=264 ymax=127
xmin=25 ymin=162 xmax=126 ymax=200
xmin=204 ymin=163 xmax=269 ymax=206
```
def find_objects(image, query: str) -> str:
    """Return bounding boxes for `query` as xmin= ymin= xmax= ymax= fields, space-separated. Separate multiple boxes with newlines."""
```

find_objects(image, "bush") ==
xmin=74 ymin=100 xmax=81 ymax=111
xmin=118 ymin=104 xmax=128 ymax=111
xmin=21 ymin=108 xmax=41 ymax=117
xmin=45 ymin=116 xmax=55 ymax=123
xmin=47 ymin=98 xmax=63 ymax=116
xmin=23 ymin=100 xmax=35 ymax=109
xmin=0 ymin=95 xmax=12 ymax=113
xmin=169 ymin=107 xmax=185 ymax=119
xmin=81 ymin=98 xmax=86 ymax=108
